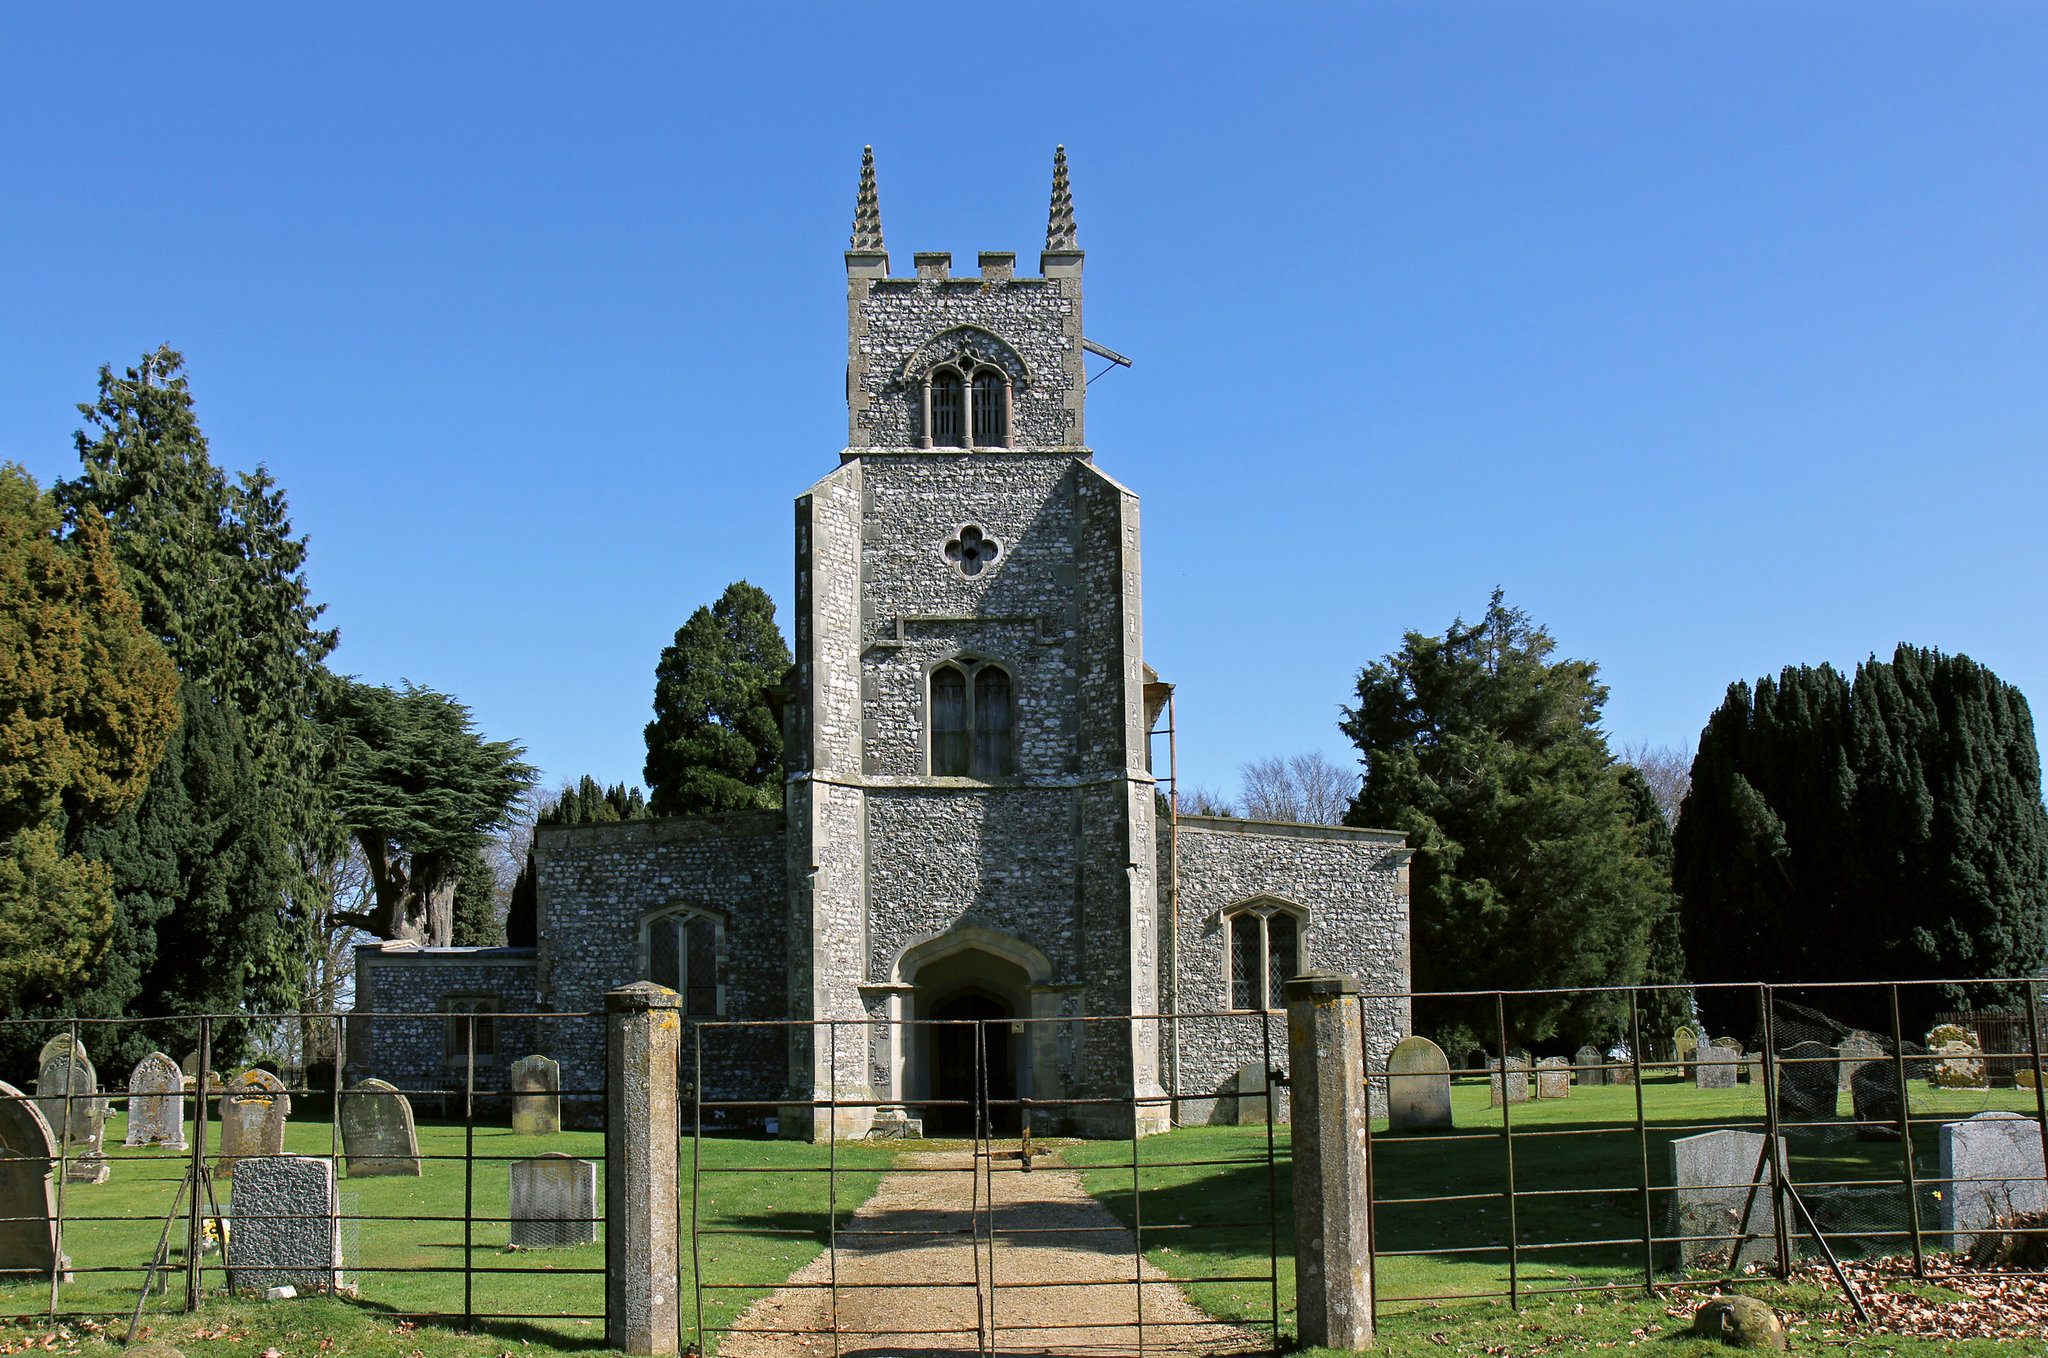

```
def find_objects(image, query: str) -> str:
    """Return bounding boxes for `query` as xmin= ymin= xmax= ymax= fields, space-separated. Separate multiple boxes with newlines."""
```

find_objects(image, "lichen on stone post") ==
xmin=1285 ymin=972 xmax=1374 ymax=1351
xmin=605 ymin=982 xmax=681 ymax=1356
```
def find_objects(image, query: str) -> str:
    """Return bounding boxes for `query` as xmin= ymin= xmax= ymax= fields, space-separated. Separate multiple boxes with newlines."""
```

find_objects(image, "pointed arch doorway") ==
xmin=892 ymin=925 xmax=1053 ymax=1138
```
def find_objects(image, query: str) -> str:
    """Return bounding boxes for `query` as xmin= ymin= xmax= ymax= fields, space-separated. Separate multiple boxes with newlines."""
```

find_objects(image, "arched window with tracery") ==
xmin=972 ymin=369 xmax=1008 ymax=447
xmin=1225 ymin=902 xmax=1304 ymax=1011
xmin=929 ymin=659 xmax=1015 ymax=778
xmin=973 ymin=665 xmax=1012 ymax=775
xmin=929 ymin=369 xmax=965 ymax=447
xmin=930 ymin=665 xmax=970 ymax=775
xmin=645 ymin=909 xmax=721 ymax=1016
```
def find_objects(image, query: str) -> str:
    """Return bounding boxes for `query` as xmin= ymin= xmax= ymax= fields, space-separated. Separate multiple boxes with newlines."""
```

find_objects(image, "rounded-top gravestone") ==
xmin=341 ymin=1079 xmax=420 ymax=1177
xmin=124 ymin=1052 xmax=187 ymax=1150
xmin=1385 ymin=1036 xmax=1453 ymax=1131
xmin=0 ymin=1079 xmax=58 ymax=1276
xmin=510 ymin=1054 xmax=561 ymax=1136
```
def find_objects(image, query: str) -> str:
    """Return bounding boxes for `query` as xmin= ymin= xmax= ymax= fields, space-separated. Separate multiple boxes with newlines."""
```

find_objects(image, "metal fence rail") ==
xmin=0 ymin=1008 xmax=605 ymax=1335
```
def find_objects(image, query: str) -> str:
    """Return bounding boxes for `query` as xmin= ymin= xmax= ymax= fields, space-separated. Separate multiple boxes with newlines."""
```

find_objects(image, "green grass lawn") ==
xmin=0 ymin=1109 xmax=890 ymax=1353
xmin=1065 ymin=1072 xmax=2048 ymax=1352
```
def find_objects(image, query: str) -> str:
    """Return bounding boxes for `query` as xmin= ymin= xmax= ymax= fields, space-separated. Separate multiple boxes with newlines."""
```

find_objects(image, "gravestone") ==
xmin=1743 ymin=1053 xmax=1763 ymax=1086
xmin=1489 ymin=1053 xmax=1530 ymax=1106
xmin=1609 ymin=1055 xmax=1636 ymax=1087
xmin=1940 ymin=1111 xmax=2048 ymax=1245
xmin=1670 ymin=1129 xmax=1789 ymax=1267
xmin=0 ymin=1080 xmax=59 ymax=1277
xmin=228 ymin=1068 xmax=292 ymax=1117
xmin=509 ymin=1055 xmax=560 ymax=1136
xmin=216 ymin=1094 xmax=286 ymax=1177
xmin=1837 ymin=1032 xmax=1887 ymax=1095
xmin=36 ymin=1039 xmax=106 ymax=1184
xmin=1776 ymin=1041 xmax=1838 ymax=1126
xmin=225 ymin=1154 xmax=340 ymax=1291
xmin=1385 ymin=1037 xmax=1453 ymax=1131
xmin=341 ymin=1080 xmax=420 ymax=1177
xmin=1535 ymin=1056 xmax=1571 ymax=1099
xmin=509 ymin=1153 xmax=598 ymax=1248
xmin=125 ymin=1053 xmax=187 ymax=1150
xmin=1233 ymin=1061 xmax=1270 ymax=1125
xmin=1695 ymin=1044 xmax=1739 ymax=1090
xmin=1674 ymin=1028 xmax=1700 ymax=1076
xmin=1573 ymin=1045 xmax=1606 ymax=1087
xmin=1851 ymin=1062 xmax=1904 ymax=1141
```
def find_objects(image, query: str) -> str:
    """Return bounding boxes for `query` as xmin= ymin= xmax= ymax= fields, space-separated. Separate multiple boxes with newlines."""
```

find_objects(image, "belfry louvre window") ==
xmin=930 ymin=661 xmax=1014 ymax=778
xmin=972 ymin=370 xmax=1007 ymax=447
xmin=930 ymin=370 xmax=965 ymax=447
xmin=1226 ymin=907 xmax=1302 ymax=1011
xmin=647 ymin=910 xmax=720 ymax=1016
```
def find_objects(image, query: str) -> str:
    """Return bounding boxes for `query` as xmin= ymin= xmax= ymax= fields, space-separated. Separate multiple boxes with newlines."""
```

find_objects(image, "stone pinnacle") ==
xmin=1045 ymin=144 xmax=1077 ymax=251
xmin=850 ymin=145 xmax=884 ymax=251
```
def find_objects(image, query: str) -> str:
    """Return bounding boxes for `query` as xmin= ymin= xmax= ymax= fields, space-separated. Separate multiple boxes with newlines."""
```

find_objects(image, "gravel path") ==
xmin=716 ymin=1149 xmax=1263 ymax=1358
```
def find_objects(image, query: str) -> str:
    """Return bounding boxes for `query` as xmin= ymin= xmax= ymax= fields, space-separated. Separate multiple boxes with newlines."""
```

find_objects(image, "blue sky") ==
xmin=2 ymin=3 xmax=2043 ymax=801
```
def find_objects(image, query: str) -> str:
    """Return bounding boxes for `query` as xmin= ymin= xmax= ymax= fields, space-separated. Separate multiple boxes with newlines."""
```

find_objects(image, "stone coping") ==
xmin=355 ymin=943 xmax=537 ymax=962
xmin=534 ymin=809 xmax=784 ymax=850
xmin=1174 ymin=814 xmax=1406 ymax=845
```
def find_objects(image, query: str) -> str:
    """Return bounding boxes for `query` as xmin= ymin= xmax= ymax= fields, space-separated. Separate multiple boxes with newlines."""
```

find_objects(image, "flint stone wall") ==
xmin=1167 ymin=817 xmax=1410 ymax=1124
xmin=347 ymin=946 xmax=541 ymax=1096
xmin=533 ymin=814 xmax=786 ymax=1112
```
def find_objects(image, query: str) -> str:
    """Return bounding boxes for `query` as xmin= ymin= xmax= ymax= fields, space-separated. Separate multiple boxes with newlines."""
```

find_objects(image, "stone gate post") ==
xmin=606 ymin=982 xmax=680 ymax=1356
xmin=1285 ymin=972 xmax=1374 ymax=1350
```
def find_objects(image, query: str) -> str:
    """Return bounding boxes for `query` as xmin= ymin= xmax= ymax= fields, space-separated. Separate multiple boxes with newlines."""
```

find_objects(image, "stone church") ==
xmin=352 ymin=150 xmax=1413 ymax=1137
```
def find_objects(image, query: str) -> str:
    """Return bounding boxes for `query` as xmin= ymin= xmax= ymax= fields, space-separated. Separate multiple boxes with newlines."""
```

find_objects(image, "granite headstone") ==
xmin=225 ymin=1155 xmax=341 ymax=1292
xmin=1940 ymin=1111 xmax=2048 ymax=1246
xmin=1670 ymin=1128 xmax=1789 ymax=1267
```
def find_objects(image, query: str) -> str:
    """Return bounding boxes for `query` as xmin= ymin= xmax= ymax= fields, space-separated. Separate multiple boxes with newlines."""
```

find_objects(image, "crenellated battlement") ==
xmin=844 ymin=147 xmax=1087 ymax=451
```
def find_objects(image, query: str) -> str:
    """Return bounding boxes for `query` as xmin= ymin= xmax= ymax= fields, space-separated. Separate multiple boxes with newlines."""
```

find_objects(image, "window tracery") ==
xmin=644 ymin=908 xmax=721 ymax=1015
xmin=929 ymin=660 xmax=1015 ymax=778
xmin=1225 ymin=903 xmax=1304 ymax=1011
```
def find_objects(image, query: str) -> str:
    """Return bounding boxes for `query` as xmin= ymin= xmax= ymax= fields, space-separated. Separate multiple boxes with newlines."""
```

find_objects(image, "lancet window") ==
xmin=929 ymin=660 xmax=1015 ymax=778
xmin=645 ymin=908 xmax=721 ymax=1016
xmin=1225 ymin=903 xmax=1304 ymax=1011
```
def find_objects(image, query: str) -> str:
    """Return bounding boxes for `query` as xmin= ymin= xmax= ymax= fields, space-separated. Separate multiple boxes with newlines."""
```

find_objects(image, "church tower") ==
xmin=784 ymin=148 xmax=1168 ymax=1137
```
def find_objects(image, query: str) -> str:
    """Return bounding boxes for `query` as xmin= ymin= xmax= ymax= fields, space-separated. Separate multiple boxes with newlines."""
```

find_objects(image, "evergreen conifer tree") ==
xmin=644 ymin=582 xmax=789 ymax=816
xmin=1342 ymin=591 xmax=1674 ymax=1050
xmin=450 ymin=847 xmax=500 ymax=948
xmin=1677 ymin=647 xmax=2048 ymax=1033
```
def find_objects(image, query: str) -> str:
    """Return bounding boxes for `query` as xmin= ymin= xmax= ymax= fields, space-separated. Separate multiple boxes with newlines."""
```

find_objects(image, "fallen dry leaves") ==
xmin=1661 ymin=1252 xmax=2048 ymax=1343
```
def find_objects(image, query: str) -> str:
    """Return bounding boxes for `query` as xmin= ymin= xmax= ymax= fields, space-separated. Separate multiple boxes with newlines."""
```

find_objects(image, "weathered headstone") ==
xmin=34 ymin=1039 xmax=100 ymax=1151
xmin=1930 ymin=1026 xmax=1989 ymax=1090
xmin=1940 ymin=1111 xmax=2048 ymax=1246
xmin=227 ymin=1068 xmax=292 ymax=1117
xmin=225 ymin=1154 xmax=340 ymax=1292
xmin=1233 ymin=1060 xmax=1270 ymax=1125
xmin=509 ymin=1152 xmax=599 ymax=1248
xmin=1743 ymin=1053 xmax=1763 ymax=1086
xmin=1695 ymin=1044 xmax=1739 ymax=1090
xmin=1851 ymin=1062 xmax=1904 ymax=1141
xmin=1385 ymin=1036 xmax=1453 ymax=1131
xmin=1609 ymin=1054 xmax=1636 ymax=1087
xmin=125 ymin=1053 xmax=187 ymax=1150
xmin=1488 ymin=1053 xmax=1530 ymax=1106
xmin=341 ymin=1080 xmax=420 ymax=1177
xmin=36 ymin=1039 xmax=106 ymax=1183
xmin=1535 ymin=1056 xmax=1571 ymax=1099
xmin=1670 ymin=1129 xmax=1788 ymax=1267
xmin=0 ymin=1080 xmax=59 ymax=1277
xmin=216 ymin=1094 xmax=286 ymax=1177
xmin=1837 ymin=1032 xmax=1886 ymax=1095
xmin=509 ymin=1054 xmax=561 ymax=1136
xmin=1776 ymin=1041 xmax=1838 ymax=1126
xmin=1573 ymin=1045 xmax=1606 ymax=1087
xmin=1674 ymin=1028 xmax=1700 ymax=1076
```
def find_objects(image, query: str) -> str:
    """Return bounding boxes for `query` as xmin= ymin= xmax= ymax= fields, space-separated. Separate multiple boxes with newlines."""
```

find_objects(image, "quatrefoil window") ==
xmin=944 ymin=526 xmax=1001 ymax=577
